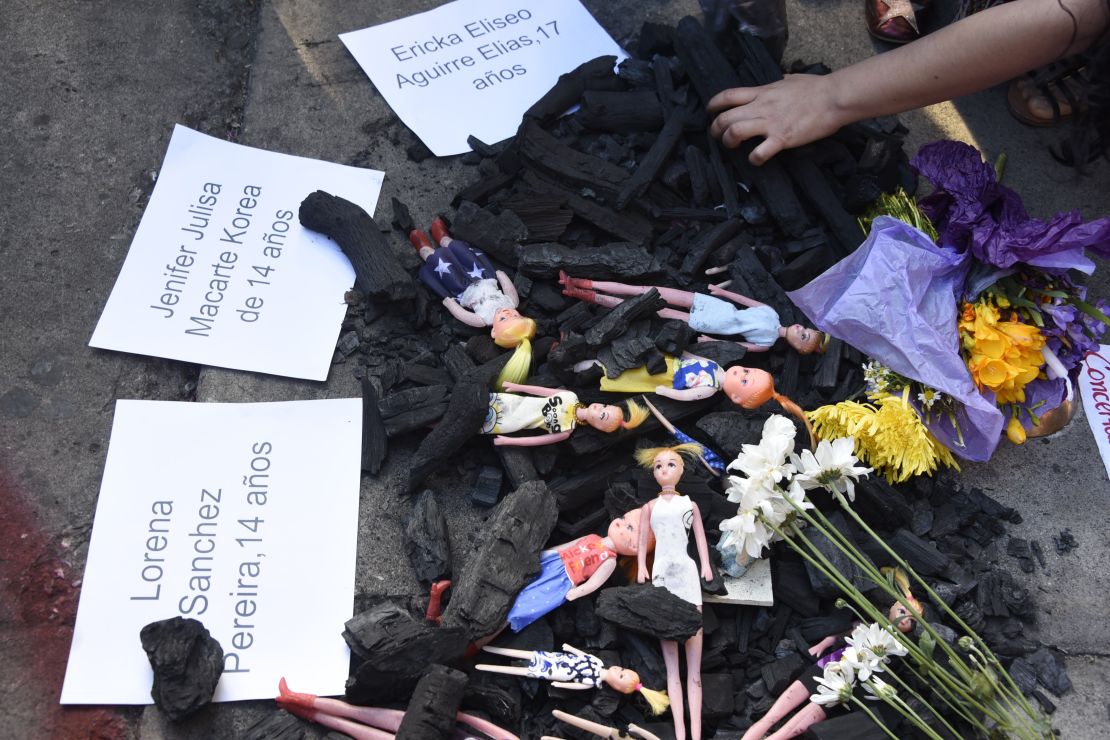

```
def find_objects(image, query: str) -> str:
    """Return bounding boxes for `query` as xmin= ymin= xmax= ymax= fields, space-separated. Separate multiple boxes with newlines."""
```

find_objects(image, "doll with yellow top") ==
xmin=482 ymin=381 xmax=648 ymax=446
xmin=560 ymin=271 xmax=826 ymax=355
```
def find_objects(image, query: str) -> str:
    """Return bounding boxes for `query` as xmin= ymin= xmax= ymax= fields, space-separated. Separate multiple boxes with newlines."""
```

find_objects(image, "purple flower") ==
xmin=912 ymin=142 xmax=1110 ymax=274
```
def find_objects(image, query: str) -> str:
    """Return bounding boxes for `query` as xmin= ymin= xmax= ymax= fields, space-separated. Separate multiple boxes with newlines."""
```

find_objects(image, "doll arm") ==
xmin=442 ymin=297 xmax=488 ymax=328
xmin=561 ymin=643 xmax=589 ymax=656
xmin=637 ymin=501 xmax=655 ymax=583
xmin=640 ymin=396 xmax=676 ymax=433
xmin=696 ymin=336 xmax=770 ymax=352
xmin=500 ymin=382 xmax=564 ymax=397
xmin=690 ymin=501 xmax=714 ymax=582
xmin=566 ymin=559 xmax=617 ymax=601
xmin=494 ymin=431 xmax=572 ymax=447
xmin=628 ymin=725 xmax=663 ymax=740
xmin=706 ymin=282 xmax=766 ymax=308
xmin=653 ymin=385 xmax=719 ymax=401
xmin=809 ymin=634 xmax=840 ymax=657
xmin=496 ymin=270 xmax=520 ymax=308
xmin=551 ymin=681 xmax=593 ymax=690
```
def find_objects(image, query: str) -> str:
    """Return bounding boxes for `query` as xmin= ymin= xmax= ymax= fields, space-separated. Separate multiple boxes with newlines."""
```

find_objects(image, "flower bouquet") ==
xmin=789 ymin=141 xmax=1110 ymax=481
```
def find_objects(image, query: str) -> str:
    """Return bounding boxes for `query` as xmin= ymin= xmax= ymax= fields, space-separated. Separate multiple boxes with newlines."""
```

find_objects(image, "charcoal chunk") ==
xmin=804 ymin=511 xmax=876 ymax=598
xmin=450 ymin=201 xmax=528 ymax=266
xmin=470 ymin=465 xmax=503 ymax=508
xmin=596 ymin=584 xmax=703 ymax=642
xmin=407 ymin=380 xmax=489 ymax=492
xmin=403 ymin=490 xmax=452 ymax=584
xmin=139 ymin=617 xmax=224 ymax=721
xmin=655 ymin=320 xmax=695 ymax=356
xmin=462 ymin=673 xmax=522 ymax=726
xmin=585 ymin=289 xmax=667 ymax=347
xmin=760 ymin=653 xmax=805 ymax=696
xmin=518 ymin=243 xmax=661 ymax=280
xmin=361 ymin=377 xmax=388 ymax=475
xmin=808 ymin=712 xmax=891 ymax=739
xmin=701 ymin=673 xmax=735 ymax=720
xmin=396 ymin=664 xmax=469 ymax=740
xmin=887 ymin=529 xmax=950 ymax=576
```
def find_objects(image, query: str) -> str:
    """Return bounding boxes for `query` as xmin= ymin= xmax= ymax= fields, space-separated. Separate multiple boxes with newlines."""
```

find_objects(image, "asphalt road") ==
xmin=1 ymin=1 xmax=1106 ymax=738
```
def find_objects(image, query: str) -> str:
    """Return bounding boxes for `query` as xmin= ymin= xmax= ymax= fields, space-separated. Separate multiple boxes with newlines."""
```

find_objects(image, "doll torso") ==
xmin=525 ymin=650 xmax=605 ymax=687
xmin=688 ymin=295 xmax=781 ymax=346
xmin=649 ymin=494 xmax=702 ymax=606
xmin=560 ymin=534 xmax=617 ymax=585
xmin=672 ymin=357 xmax=722 ymax=391
xmin=417 ymin=239 xmax=510 ymax=324
xmin=482 ymin=391 xmax=579 ymax=435
xmin=458 ymin=278 xmax=515 ymax=325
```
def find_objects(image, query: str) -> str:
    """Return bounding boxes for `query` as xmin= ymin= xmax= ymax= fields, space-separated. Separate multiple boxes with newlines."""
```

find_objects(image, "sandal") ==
xmin=1007 ymin=59 xmax=1089 ymax=127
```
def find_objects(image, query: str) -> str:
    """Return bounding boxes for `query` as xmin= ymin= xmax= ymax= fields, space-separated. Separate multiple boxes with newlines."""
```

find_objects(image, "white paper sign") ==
xmin=90 ymin=125 xmax=384 ymax=380
xmin=1079 ymin=345 xmax=1110 ymax=481
xmin=340 ymin=0 xmax=625 ymax=156
xmin=61 ymin=399 xmax=362 ymax=704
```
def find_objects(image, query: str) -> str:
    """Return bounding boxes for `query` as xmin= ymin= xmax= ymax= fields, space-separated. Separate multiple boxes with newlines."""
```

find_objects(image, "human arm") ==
xmin=496 ymin=270 xmax=520 ymax=308
xmin=653 ymin=385 xmax=719 ymax=401
xmin=690 ymin=501 xmax=714 ymax=582
xmin=566 ymin=558 xmax=617 ymax=601
xmin=500 ymin=382 xmax=564 ymax=397
xmin=708 ymin=0 xmax=1110 ymax=164
xmin=637 ymin=501 xmax=655 ymax=583
xmin=442 ymin=297 xmax=488 ymax=328
xmin=493 ymin=431 xmax=572 ymax=447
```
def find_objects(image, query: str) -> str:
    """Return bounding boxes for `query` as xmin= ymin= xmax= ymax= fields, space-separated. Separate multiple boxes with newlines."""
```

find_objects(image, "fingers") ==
xmin=715 ymin=116 xmax=770 ymax=150
xmin=750 ymin=135 xmax=786 ymax=166
xmin=707 ymin=86 xmax=758 ymax=113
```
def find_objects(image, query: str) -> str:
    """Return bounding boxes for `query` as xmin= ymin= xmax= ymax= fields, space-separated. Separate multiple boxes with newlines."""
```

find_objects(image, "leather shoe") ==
xmin=866 ymin=0 xmax=929 ymax=44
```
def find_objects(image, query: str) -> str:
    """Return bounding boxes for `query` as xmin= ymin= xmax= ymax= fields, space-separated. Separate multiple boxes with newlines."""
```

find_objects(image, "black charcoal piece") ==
xmin=619 ymin=633 xmax=668 ymax=690
xmin=467 ymin=135 xmax=499 ymax=158
xmin=616 ymin=105 xmax=688 ymax=210
xmin=585 ymin=289 xmax=667 ymax=347
xmin=804 ymin=511 xmax=876 ymax=598
xmin=812 ymin=337 xmax=843 ymax=390
xmin=453 ymin=168 xmax=517 ymax=209
xmin=520 ymin=171 xmax=654 ymax=244
xmin=518 ymin=243 xmax=661 ymax=280
xmin=379 ymin=385 xmax=449 ymax=437
xmin=139 ymin=617 xmax=224 ymax=721
xmin=597 ymin=335 xmax=657 ymax=379
xmin=344 ymin=603 xmax=469 ymax=705
xmin=760 ymin=653 xmax=805 ymax=696
xmin=241 ymin=709 xmax=316 ymax=740
xmin=596 ymin=584 xmax=703 ymax=642
xmin=578 ymin=90 xmax=665 ymax=133
xmin=361 ymin=377 xmax=387 ymax=475
xmin=407 ymin=139 xmax=433 ymax=163
xmin=403 ymin=490 xmax=451 ymax=585
xmin=1026 ymin=647 xmax=1072 ymax=695
xmin=773 ymin=244 xmax=839 ymax=291
xmin=462 ymin=673 xmax=522 ymax=726
xmin=576 ymin=597 xmax=601 ymax=637
xmin=1053 ymin=528 xmax=1078 ymax=554
xmin=501 ymin=192 xmax=572 ymax=243
xmin=496 ymin=445 xmax=540 ymax=488
xmin=518 ymin=119 xmax=629 ymax=198
xmin=680 ymin=218 xmax=743 ymax=276
xmin=470 ymin=465 xmax=503 ymax=508
xmin=783 ymin=153 xmax=862 ymax=257
xmin=888 ymin=529 xmax=950 ymax=576
xmin=396 ymin=664 xmax=469 ymax=740
xmin=725 ymin=246 xmax=803 ymax=327
xmin=808 ymin=711 xmax=891 ymax=739
xmin=523 ymin=56 xmax=621 ymax=124
xmin=299 ymin=191 xmax=415 ymax=301
xmin=391 ymin=196 xmax=415 ymax=234
xmin=702 ymin=673 xmax=735 ymax=720
xmin=771 ymin=560 xmax=821 ymax=617
xmin=441 ymin=480 xmax=558 ymax=640
xmin=655 ymin=320 xmax=696 ymax=356
xmin=407 ymin=380 xmax=489 ymax=493
xmin=449 ymin=201 xmax=528 ymax=266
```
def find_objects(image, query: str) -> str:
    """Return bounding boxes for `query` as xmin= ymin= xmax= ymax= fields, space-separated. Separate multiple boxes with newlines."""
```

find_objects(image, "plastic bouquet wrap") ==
xmin=789 ymin=141 xmax=1110 ymax=481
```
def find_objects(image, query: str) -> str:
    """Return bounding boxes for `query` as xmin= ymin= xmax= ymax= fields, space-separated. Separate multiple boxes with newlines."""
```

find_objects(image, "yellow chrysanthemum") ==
xmin=958 ymin=299 xmax=1045 ymax=404
xmin=809 ymin=392 xmax=958 ymax=484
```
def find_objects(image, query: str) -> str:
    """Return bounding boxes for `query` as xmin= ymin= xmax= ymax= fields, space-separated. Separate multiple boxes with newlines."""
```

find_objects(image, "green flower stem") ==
xmin=849 ymin=696 xmax=902 ymax=740
xmin=885 ymin=666 xmax=967 ymax=738
xmin=900 ymin=659 xmax=989 ymax=732
xmin=832 ymin=493 xmax=1045 ymax=731
xmin=875 ymin=688 xmax=946 ymax=740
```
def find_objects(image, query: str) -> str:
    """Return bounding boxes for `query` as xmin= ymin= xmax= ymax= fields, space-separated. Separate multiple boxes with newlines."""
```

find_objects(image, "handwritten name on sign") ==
xmin=61 ymin=399 xmax=362 ymax=704
xmin=1079 ymin=346 xmax=1110 ymax=481
xmin=340 ymin=0 xmax=624 ymax=156
xmin=90 ymin=125 xmax=384 ymax=380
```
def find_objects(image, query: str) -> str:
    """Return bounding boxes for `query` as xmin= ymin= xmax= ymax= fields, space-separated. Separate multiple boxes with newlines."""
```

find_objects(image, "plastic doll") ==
xmin=640 ymin=396 xmax=726 ymax=476
xmin=275 ymin=677 xmax=518 ymax=740
xmin=560 ymin=271 xmax=826 ymax=355
xmin=741 ymin=594 xmax=922 ymax=740
xmin=635 ymin=444 xmax=715 ymax=740
xmin=411 ymin=217 xmax=536 ymax=386
xmin=476 ymin=643 xmax=670 ymax=713
xmin=506 ymin=508 xmax=652 ymax=631
xmin=483 ymin=381 xmax=648 ymax=447
xmin=544 ymin=708 xmax=663 ymax=740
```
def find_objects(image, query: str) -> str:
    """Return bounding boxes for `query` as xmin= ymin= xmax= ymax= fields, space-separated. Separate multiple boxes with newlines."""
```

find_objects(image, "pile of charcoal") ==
xmin=245 ymin=14 xmax=1067 ymax=740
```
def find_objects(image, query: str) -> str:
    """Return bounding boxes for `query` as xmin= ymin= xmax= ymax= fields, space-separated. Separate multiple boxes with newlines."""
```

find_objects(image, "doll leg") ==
xmin=474 ymin=664 xmax=533 ymax=677
xmin=481 ymin=646 xmax=537 ymax=659
xmin=741 ymin=681 xmax=811 ymax=740
xmin=425 ymin=579 xmax=451 ymax=623
xmin=765 ymin=703 xmax=827 ymax=740
xmin=660 ymin=639 xmax=686 ymax=740
xmin=685 ymin=629 xmax=704 ymax=740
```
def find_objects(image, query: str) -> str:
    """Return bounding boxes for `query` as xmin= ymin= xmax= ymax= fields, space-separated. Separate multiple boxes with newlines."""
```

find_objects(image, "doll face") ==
xmin=722 ymin=366 xmax=769 ymax=408
xmin=583 ymin=402 xmax=623 ymax=433
xmin=603 ymin=666 xmax=640 ymax=693
xmin=785 ymin=324 xmax=823 ymax=354
xmin=652 ymin=449 xmax=685 ymax=488
xmin=889 ymin=601 xmax=918 ymax=634
xmin=607 ymin=509 xmax=643 ymax=555
xmin=489 ymin=310 xmax=536 ymax=347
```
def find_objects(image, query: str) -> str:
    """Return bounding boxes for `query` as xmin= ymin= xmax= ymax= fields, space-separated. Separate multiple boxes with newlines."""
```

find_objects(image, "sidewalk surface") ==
xmin=1 ymin=1 xmax=1106 ymax=738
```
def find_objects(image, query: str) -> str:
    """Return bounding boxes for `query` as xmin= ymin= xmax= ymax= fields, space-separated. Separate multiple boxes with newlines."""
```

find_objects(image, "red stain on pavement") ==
xmin=0 ymin=472 xmax=135 ymax=739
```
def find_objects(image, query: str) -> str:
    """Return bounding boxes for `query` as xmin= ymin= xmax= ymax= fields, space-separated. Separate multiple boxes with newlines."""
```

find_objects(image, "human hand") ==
xmin=708 ymin=75 xmax=844 ymax=165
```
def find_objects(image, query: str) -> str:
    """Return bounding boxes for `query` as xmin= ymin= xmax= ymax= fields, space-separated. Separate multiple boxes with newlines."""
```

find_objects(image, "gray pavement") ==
xmin=1 ymin=1 xmax=1106 ymax=739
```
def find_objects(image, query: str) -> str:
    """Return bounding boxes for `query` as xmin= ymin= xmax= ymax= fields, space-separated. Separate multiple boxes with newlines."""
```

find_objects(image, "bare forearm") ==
xmin=830 ymin=0 xmax=1109 ymax=124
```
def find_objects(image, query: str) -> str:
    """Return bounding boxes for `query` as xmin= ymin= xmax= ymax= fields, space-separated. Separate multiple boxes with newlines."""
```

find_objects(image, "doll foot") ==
xmin=425 ymin=579 xmax=452 ymax=623
xmin=562 ymin=285 xmax=598 ymax=303
xmin=558 ymin=270 xmax=592 ymax=289
xmin=276 ymin=677 xmax=318 ymax=709
xmin=409 ymin=229 xmax=434 ymax=253
xmin=430 ymin=216 xmax=452 ymax=245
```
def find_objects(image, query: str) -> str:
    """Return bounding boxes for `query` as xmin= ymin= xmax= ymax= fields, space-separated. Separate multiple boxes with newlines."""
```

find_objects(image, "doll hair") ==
xmin=634 ymin=441 xmax=706 ymax=470
xmin=494 ymin=336 xmax=534 ymax=389
xmin=621 ymin=398 xmax=649 ymax=429
xmin=608 ymin=670 xmax=671 ymax=715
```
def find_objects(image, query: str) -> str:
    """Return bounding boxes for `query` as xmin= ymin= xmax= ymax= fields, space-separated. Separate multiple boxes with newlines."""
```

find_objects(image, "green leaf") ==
xmin=1073 ymin=298 xmax=1110 ymax=328
xmin=919 ymin=631 xmax=936 ymax=661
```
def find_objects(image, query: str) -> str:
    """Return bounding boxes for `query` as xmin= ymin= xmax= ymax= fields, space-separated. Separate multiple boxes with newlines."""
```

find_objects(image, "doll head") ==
xmin=888 ymin=597 xmax=922 ymax=633
xmin=784 ymin=324 xmax=826 ymax=355
xmin=722 ymin=366 xmax=815 ymax=448
xmin=607 ymin=508 xmax=654 ymax=555
xmin=634 ymin=443 xmax=705 ymax=489
xmin=603 ymin=666 xmax=670 ymax=715
xmin=490 ymin=309 xmax=536 ymax=348
xmin=580 ymin=398 xmax=649 ymax=433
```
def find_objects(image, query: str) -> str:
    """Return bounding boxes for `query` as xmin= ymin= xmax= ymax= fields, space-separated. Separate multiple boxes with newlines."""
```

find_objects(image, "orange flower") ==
xmin=959 ymin=298 xmax=1045 ymax=404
